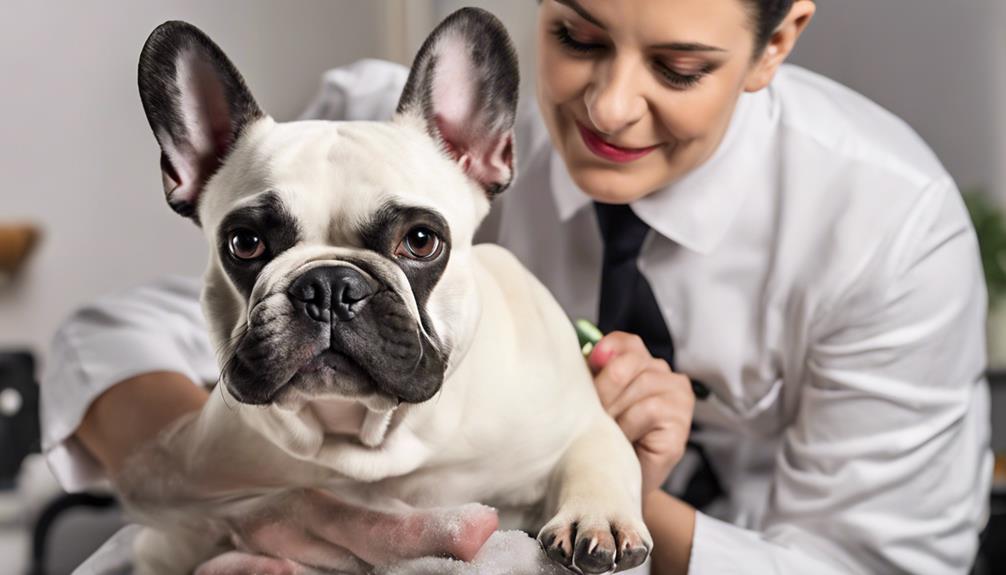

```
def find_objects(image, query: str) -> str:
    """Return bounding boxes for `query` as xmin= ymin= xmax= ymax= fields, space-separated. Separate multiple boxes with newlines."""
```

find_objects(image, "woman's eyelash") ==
xmin=553 ymin=24 xmax=603 ymax=53
xmin=552 ymin=22 xmax=712 ymax=90
xmin=654 ymin=62 xmax=713 ymax=90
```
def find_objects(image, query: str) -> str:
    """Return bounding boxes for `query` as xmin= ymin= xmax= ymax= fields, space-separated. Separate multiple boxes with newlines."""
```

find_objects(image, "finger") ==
xmin=605 ymin=369 xmax=686 ymax=421
xmin=614 ymin=396 xmax=676 ymax=443
xmin=594 ymin=355 xmax=666 ymax=409
xmin=588 ymin=332 xmax=649 ymax=372
xmin=195 ymin=551 xmax=312 ymax=575
xmin=236 ymin=519 xmax=367 ymax=573
xmin=306 ymin=496 xmax=498 ymax=566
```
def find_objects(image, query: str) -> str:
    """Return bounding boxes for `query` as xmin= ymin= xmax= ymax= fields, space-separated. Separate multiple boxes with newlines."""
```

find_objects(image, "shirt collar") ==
xmin=549 ymin=87 xmax=775 ymax=255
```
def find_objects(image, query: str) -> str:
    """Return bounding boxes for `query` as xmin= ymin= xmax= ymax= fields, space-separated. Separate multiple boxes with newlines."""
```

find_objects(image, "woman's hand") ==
xmin=197 ymin=490 xmax=499 ymax=573
xmin=588 ymin=332 xmax=696 ymax=497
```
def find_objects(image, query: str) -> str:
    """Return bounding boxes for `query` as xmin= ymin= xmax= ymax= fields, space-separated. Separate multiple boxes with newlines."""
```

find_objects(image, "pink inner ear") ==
xmin=429 ymin=34 xmax=513 ymax=191
xmin=435 ymin=114 xmax=513 ymax=191
xmin=431 ymin=39 xmax=475 ymax=137
xmin=434 ymin=115 xmax=465 ymax=163
xmin=191 ymin=58 xmax=234 ymax=170
xmin=162 ymin=52 xmax=235 ymax=209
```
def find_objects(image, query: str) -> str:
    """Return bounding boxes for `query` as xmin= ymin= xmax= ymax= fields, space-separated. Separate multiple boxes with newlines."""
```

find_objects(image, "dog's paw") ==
xmin=537 ymin=511 xmax=650 ymax=574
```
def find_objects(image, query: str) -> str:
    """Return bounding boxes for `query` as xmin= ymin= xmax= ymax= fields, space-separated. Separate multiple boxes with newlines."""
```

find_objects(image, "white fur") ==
xmin=119 ymin=115 xmax=651 ymax=574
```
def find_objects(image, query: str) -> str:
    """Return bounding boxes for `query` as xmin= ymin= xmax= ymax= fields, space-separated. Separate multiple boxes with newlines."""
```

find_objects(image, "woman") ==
xmin=42 ymin=0 xmax=990 ymax=573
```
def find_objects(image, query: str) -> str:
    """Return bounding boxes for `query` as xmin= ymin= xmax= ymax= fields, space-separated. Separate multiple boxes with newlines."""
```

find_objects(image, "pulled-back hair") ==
xmin=746 ymin=0 xmax=796 ymax=53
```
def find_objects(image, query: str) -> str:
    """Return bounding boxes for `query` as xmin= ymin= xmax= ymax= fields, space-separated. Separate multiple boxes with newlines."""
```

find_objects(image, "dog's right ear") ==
xmin=138 ymin=21 xmax=263 ymax=224
xmin=395 ymin=8 xmax=519 ymax=197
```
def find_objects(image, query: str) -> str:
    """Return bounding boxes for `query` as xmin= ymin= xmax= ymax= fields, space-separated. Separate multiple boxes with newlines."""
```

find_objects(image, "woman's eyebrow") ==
xmin=555 ymin=0 xmax=605 ymax=28
xmin=653 ymin=42 xmax=726 ymax=53
xmin=554 ymin=0 xmax=726 ymax=53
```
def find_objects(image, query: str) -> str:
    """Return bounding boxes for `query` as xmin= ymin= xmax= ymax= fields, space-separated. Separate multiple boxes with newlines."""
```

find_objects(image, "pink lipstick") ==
xmin=577 ymin=123 xmax=661 ymax=164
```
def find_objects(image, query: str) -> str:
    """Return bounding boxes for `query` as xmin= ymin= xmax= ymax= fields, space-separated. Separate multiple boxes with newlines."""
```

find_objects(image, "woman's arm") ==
xmin=75 ymin=371 xmax=208 ymax=476
xmin=643 ymin=490 xmax=695 ymax=574
xmin=40 ymin=276 xmax=218 ymax=491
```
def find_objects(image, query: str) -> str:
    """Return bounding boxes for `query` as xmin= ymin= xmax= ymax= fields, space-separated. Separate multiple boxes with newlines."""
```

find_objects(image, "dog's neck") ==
xmin=310 ymin=398 xmax=366 ymax=436
xmin=310 ymin=397 xmax=398 ymax=448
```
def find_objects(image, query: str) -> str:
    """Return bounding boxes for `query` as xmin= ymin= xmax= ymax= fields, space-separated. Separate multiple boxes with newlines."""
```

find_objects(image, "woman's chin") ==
xmin=567 ymin=164 xmax=668 ymax=205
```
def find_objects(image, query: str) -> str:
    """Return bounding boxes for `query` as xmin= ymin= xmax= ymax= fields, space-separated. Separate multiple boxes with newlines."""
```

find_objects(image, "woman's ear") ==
xmin=744 ymin=1 xmax=816 ymax=93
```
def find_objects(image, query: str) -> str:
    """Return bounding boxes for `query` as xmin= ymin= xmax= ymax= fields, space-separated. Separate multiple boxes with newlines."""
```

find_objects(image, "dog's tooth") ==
xmin=360 ymin=406 xmax=395 ymax=447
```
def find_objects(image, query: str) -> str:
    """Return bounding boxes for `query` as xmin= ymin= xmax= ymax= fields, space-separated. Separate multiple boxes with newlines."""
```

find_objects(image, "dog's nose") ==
xmin=288 ymin=266 xmax=375 ymax=322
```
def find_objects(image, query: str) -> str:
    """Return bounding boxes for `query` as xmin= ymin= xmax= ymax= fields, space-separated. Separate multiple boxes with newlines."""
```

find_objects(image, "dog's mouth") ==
xmin=297 ymin=348 xmax=369 ymax=378
xmin=224 ymin=279 xmax=448 ymax=407
xmin=269 ymin=346 xmax=384 ymax=402
xmin=274 ymin=345 xmax=417 ymax=408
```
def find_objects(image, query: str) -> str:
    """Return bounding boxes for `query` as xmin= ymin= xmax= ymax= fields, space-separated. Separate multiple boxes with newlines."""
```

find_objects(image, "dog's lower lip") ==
xmin=299 ymin=349 xmax=350 ymax=374
xmin=576 ymin=122 xmax=661 ymax=163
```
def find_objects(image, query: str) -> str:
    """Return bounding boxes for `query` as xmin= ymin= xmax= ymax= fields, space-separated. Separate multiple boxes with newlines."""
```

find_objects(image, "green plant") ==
xmin=964 ymin=189 xmax=1006 ymax=309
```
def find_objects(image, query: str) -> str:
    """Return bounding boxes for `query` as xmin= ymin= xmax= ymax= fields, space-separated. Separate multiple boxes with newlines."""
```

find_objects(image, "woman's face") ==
xmin=536 ymin=0 xmax=768 ymax=203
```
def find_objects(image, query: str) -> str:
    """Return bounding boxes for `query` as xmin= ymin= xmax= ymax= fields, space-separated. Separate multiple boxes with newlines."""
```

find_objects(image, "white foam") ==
xmin=376 ymin=530 xmax=568 ymax=575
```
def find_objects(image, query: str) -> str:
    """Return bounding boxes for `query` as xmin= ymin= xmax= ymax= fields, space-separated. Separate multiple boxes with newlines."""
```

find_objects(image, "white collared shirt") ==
xmin=42 ymin=59 xmax=991 ymax=574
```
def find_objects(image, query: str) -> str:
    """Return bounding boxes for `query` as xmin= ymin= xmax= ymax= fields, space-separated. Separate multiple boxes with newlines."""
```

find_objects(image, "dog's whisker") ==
xmin=214 ymin=321 xmax=251 ymax=412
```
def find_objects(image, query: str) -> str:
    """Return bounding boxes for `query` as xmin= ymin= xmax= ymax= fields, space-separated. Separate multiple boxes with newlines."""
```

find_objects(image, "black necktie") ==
xmin=593 ymin=202 xmax=722 ymax=509
xmin=594 ymin=202 xmax=675 ymax=363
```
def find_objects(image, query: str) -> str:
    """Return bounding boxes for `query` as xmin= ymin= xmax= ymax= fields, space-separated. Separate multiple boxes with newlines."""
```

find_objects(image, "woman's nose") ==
xmin=585 ymin=58 xmax=647 ymax=135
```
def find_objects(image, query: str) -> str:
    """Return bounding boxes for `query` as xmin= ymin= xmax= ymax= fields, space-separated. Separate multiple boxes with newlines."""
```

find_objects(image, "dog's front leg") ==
xmin=538 ymin=414 xmax=653 ymax=574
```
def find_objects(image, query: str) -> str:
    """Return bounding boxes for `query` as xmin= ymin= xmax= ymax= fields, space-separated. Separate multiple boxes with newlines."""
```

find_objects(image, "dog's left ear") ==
xmin=395 ymin=8 xmax=519 ymax=197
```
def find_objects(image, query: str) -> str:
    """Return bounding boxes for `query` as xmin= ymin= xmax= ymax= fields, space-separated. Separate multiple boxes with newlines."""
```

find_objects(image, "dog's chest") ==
xmin=335 ymin=451 xmax=555 ymax=529
xmin=310 ymin=398 xmax=367 ymax=435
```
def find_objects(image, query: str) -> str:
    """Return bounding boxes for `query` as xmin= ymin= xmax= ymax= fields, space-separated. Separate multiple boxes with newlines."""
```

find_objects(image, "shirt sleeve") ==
xmin=40 ymin=275 xmax=218 ymax=492
xmin=298 ymin=58 xmax=408 ymax=122
xmin=688 ymin=178 xmax=992 ymax=574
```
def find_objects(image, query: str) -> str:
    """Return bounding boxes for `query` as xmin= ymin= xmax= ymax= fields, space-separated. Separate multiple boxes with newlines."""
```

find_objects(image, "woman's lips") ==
xmin=577 ymin=123 xmax=661 ymax=163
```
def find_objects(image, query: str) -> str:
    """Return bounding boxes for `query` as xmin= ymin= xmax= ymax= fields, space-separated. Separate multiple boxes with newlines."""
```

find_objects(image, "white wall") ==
xmin=0 ymin=1 xmax=388 ymax=360
xmin=991 ymin=0 xmax=1006 ymax=206
xmin=431 ymin=0 xmax=540 ymax=104
xmin=788 ymin=0 xmax=1005 ymax=202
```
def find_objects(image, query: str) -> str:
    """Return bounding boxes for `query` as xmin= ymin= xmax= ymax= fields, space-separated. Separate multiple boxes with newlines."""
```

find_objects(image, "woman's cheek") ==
xmin=539 ymin=51 xmax=592 ymax=106
xmin=654 ymin=83 xmax=732 ymax=144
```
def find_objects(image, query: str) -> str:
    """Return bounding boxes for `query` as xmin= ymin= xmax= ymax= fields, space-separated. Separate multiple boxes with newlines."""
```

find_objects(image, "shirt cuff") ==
xmin=688 ymin=512 xmax=851 ymax=575
xmin=689 ymin=512 xmax=773 ymax=575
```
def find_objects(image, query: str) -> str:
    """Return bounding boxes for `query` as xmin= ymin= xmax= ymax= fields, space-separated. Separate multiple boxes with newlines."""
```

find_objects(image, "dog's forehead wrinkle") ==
xmin=227 ymin=120 xmax=475 ymax=241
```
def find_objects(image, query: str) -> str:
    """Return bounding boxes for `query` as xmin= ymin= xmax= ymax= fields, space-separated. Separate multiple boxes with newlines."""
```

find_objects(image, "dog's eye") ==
xmin=228 ymin=229 xmax=266 ymax=261
xmin=397 ymin=227 xmax=441 ymax=260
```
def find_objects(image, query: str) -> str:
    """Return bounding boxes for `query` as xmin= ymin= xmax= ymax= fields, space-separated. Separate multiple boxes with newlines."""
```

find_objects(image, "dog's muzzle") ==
xmin=223 ymin=261 xmax=446 ymax=407
xmin=288 ymin=266 xmax=375 ymax=323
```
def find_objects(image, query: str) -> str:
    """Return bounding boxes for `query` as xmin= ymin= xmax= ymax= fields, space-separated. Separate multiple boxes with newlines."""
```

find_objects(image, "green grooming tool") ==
xmin=574 ymin=319 xmax=604 ymax=358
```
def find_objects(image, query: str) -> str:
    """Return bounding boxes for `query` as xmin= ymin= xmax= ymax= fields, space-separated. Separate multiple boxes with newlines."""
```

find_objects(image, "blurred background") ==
xmin=0 ymin=0 xmax=1004 ymax=573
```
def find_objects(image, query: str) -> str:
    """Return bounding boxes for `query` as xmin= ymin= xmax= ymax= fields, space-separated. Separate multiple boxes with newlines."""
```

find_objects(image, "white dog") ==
xmin=117 ymin=9 xmax=652 ymax=574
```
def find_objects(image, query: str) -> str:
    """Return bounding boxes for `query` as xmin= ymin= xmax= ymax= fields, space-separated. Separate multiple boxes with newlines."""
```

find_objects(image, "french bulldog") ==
xmin=117 ymin=8 xmax=652 ymax=575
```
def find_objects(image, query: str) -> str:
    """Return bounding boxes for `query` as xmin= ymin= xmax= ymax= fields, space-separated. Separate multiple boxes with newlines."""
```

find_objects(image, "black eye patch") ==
xmin=217 ymin=191 xmax=301 ymax=299
xmin=358 ymin=202 xmax=452 ymax=330
xmin=359 ymin=203 xmax=451 ymax=256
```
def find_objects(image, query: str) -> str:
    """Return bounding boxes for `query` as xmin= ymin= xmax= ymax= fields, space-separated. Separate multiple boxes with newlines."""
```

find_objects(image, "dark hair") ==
xmin=746 ymin=0 xmax=795 ymax=52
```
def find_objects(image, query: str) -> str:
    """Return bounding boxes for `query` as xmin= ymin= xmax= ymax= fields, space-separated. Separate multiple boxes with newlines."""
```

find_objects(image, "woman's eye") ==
xmin=397 ymin=227 xmax=442 ymax=260
xmin=553 ymin=24 xmax=604 ymax=54
xmin=654 ymin=62 xmax=711 ymax=90
xmin=228 ymin=229 xmax=266 ymax=261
